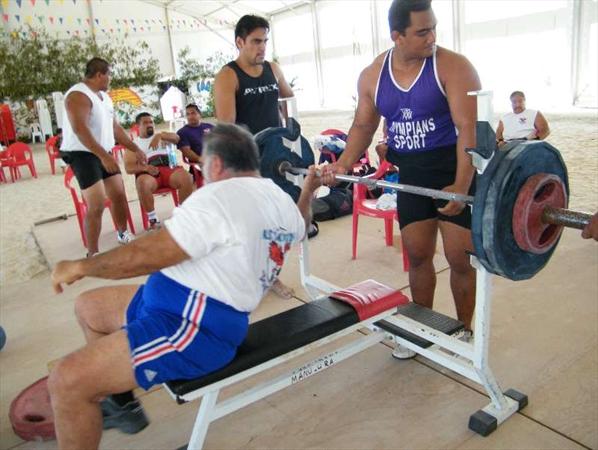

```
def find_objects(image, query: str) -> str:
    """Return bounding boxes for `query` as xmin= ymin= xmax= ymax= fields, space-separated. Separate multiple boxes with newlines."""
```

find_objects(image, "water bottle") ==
xmin=167 ymin=144 xmax=177 ymax=169
xmin=383 ymin=171 xmax=399 ymax=194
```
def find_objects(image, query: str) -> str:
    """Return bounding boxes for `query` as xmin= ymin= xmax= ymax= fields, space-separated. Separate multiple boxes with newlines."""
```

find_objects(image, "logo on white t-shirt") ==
xmin=260 ymin=227 xmax=294 ymax=293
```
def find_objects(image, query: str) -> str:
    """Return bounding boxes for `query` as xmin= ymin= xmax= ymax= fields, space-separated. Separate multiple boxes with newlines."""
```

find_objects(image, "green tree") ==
xmin=0 ymin=27 xmax=161 ymax=102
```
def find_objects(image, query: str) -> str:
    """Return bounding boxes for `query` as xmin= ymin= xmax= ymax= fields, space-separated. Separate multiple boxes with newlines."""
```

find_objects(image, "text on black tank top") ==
xmin=228 ymin=61 xmax=281 ymax=134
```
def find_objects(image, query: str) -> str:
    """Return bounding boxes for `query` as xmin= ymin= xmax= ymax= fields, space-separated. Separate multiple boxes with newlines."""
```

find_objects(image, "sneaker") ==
xmin=391 ymin=343 xmax=416 ymax=360
xmin=101 ymin=396 xmax=149 ymax=434
xmin=117 ymin=230 xmax=135 ymax=244
xmin=148 ymin=219 xmax=162 ymax=231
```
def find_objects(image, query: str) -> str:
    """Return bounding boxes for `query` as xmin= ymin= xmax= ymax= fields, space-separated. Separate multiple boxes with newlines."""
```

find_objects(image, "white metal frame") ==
xmin=165 ymin=305 xmax=400 ymax=449
xmin=297 ymin=90 xmax=520 ymax=430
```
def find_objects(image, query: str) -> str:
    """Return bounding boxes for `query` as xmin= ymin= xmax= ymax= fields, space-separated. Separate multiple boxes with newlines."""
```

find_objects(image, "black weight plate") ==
xmin=474 ymin=141 xmax=568 ymax=280
xmin=256 ymin=124 xmax=315 ymax=202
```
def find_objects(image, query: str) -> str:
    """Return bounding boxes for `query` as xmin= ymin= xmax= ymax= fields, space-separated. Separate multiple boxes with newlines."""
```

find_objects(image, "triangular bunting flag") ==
xmin=25 ymin=15 xmax=32 ymax=24
xmin=30 ymin=0 xmax=36 ymax=6
xmin=94 ymin=18 xmax=99 ymax=25
xmin=86 ymin=18 xmax=90 ymax=24
xmin=15 ymin=14 xmax=20 ymax=22
xmin=115 ymin=18 xmax=119 ymax=23
xmin=44 ymin=0 xmax=49 ymax=4
xmin=133 ymin=27 xmax=136 ymax=32
xmin=58 ymin=17 xmax=63 ymax=24
xmin=72 ymin=0 xmax=76 ymax=4
xmin=2 ymin=14 xmax=8 ymax=23
xmin=77 ymin=17 xmax=81 ymax=25
xmin=16 ymin=0 xmax=22 ymax=8
xmin=49 ymin=16 xmax=53 ymax=23
xmin=37 ymin=14 xmax=43 ymax=23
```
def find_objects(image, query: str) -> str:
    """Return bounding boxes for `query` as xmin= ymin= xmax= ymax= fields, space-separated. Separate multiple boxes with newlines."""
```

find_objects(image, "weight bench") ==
xmin=166 ymin=279 xmax=469 ymax=449
xmin=166 ymin=281 xmax=412 ymax=449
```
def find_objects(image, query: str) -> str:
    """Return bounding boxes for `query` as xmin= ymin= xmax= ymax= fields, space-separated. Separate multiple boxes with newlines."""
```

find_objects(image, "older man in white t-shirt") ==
xmin=495 ymin=91 xmax=550 ymax=146
xmin=48 ymin=123 xmax=321 ymax=449
xmin=125 ymin=112 xmax=194 ymax=230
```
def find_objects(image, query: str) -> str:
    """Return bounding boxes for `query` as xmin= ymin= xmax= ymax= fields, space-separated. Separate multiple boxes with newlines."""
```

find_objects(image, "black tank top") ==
xmin=227 ymin=60 xmax=281 ymax=135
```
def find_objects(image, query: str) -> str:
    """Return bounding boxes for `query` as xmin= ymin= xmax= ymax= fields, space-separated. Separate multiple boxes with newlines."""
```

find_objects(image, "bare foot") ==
xmin=270 ymin=279 xmax=295 ymax=299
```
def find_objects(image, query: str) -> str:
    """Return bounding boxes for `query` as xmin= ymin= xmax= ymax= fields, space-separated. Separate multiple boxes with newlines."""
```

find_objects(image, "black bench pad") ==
xmin=166 ymin=297 xmax=359 ymax=398
xmin=376 ymin=302 xmax=464 ymax=348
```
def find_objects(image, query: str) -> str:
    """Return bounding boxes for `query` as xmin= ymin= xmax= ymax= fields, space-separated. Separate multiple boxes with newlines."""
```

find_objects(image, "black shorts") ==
xmin=60 ymin=151 xmax=119 ymax=190
xmin=386 ymin=145 xmax=475 ymax=230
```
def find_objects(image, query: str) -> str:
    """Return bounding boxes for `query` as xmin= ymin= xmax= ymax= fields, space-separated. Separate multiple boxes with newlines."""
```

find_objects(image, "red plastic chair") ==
xmin=111 ymin=144 xmax=125 ymax=163
xmin=140 ymin=187 xmax=180 ymax=230
xmin=319 ymin=128 xmax=370 ymax=165
xmin=7 ymin=142 xmax=37 ymax=179
xmin=183 ymin=155 xmax=204 ymax=189
xmin=0 ymin=149 xmax=17 ymax=182
xmin=352 ymin=160 xmax=409 ymax=272
xmin=45 ymin=135 xmax=61 ymax=175
xmin=128 ymin=124 xmax=140 ymax=140
xmin=64 ymin=166 xmax=136 ymax=248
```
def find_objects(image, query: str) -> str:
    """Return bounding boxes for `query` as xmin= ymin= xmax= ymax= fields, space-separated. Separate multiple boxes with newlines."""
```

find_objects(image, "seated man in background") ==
xmin=176 ymin=104 xmax=213 ymax=181
xmin=495 ymin=91 xmax=550 ymax=146
xmin=48 ymin=123 xmax=320 ymax=449
xmin=125 ymin=112 xmax=193 ymax=230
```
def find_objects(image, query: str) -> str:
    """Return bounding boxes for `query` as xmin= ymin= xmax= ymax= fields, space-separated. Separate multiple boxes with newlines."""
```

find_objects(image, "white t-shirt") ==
xmin=501 ymin=109 xmax=538 ymax=141
xmin=60 ymin=82 xmax=115 ymax=152
xmin=134 ymin=136 xmax=171 ymax=159
xmin=161 ymin=177 xmax=305 ymax=312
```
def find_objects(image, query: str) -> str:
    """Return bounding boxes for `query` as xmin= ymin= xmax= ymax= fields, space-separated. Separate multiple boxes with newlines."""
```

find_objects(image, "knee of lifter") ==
xmin=48 ymin=357 xmax=81 ymax=400
xmin=74 ymin=292 xmax=91 ymax=322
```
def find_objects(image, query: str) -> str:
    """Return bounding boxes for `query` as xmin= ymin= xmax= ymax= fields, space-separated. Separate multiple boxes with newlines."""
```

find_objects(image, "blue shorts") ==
xmin=125 ymin=272 xmax=249 ymax=390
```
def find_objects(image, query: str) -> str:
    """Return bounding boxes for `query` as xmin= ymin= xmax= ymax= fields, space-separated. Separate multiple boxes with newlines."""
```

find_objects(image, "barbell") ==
xmin=269 ymin=142 xmax=592 ymax=281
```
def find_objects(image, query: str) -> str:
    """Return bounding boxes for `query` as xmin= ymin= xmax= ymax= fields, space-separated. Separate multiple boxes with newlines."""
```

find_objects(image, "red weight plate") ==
xmin=513 ymin=173 xmax=567 ymax=254
xmin=9 ymin=376 xmax=55 ymax=441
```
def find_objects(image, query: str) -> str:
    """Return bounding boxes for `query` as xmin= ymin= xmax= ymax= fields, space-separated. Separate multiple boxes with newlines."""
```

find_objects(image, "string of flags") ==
xmin=1 ymin=0 xmax=234 ymax=30
xmin=1 ymin=15 xmax=231 ymax=36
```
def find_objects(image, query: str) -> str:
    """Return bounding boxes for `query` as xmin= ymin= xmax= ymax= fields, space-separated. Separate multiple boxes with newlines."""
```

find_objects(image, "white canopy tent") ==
xmin=1 ymin=0 xmax=596 ymax=111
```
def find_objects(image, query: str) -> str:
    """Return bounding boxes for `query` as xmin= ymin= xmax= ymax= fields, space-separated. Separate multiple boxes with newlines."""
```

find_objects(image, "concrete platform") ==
xmin=0 ymin=201 xmax=596 ymax=450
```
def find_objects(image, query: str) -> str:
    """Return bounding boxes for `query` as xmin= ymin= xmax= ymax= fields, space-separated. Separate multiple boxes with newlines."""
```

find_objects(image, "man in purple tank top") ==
xmin=324 ymin=0 xmax=481 ymax=355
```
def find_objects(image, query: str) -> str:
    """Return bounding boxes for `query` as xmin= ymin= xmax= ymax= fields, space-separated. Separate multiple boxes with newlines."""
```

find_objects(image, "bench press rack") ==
xmin=166 ymin=92 xmax=526 ymax=449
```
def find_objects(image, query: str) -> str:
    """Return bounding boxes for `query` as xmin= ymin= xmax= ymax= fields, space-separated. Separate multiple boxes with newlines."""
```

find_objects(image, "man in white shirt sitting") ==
xmin=495 ymin=91 xmax=550 ymax=147
xmin=49 ymin=123 xmax=321 ymax=449
xmin=125 ymin=112 xmax=194 ymax=230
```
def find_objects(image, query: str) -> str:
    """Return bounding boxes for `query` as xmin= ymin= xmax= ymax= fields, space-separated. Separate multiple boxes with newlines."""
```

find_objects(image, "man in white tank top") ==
xmin=496 ymin=91 xmax=550 ymax=145
xmin=60 ymin=58 xmax=147 ymax=256
xmin=125 ymin=112 xmax=194 ymax=230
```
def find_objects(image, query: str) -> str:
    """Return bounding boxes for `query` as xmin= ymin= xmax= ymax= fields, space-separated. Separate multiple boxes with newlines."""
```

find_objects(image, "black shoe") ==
xmin=101 ymin=396 xmax=149 ymax=434
xmin=307 ymin=220 xmax=319 ymax=239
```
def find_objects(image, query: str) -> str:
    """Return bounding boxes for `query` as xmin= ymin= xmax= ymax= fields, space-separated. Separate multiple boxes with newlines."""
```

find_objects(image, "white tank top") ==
xmin=60 ymin=82 xmax=115 ymax=153
xmin=501 ymin=109 xmax=537 ymax=140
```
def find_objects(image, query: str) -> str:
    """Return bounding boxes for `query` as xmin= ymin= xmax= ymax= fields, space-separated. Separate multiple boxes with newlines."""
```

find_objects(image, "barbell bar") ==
xmin=278 ymin=161 xmax=474 ymax=204
xmin=278 ymin=161 xmax=592 ymax=231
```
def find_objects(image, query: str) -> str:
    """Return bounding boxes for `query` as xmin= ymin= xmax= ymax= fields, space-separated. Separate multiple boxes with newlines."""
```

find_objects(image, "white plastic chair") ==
xmin=30 ymin=123 xmax=44 ymax=143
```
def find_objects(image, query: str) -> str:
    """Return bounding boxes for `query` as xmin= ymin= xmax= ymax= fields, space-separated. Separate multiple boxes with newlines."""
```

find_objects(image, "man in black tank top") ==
xmin=214 ymin=15 xmax=294 ymax=135
xmin=214 ymin=15 xmax=296 ymax=299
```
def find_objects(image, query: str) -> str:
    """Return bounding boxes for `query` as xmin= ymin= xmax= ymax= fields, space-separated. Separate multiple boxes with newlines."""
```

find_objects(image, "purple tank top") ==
xmin=375 ymin=49 xmax=457 ymax=154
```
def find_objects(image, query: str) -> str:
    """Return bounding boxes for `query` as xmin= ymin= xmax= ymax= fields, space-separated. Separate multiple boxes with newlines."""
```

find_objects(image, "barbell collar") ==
xmin=541 ymin=207 xmax=592 ymax=230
